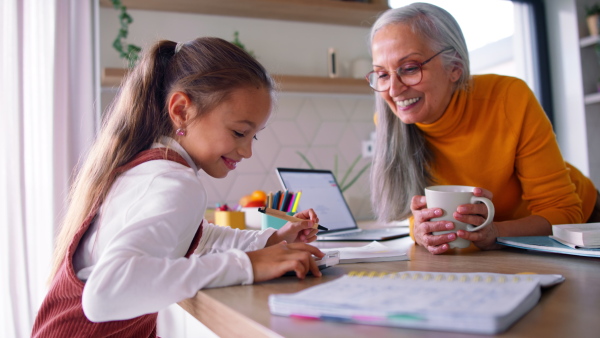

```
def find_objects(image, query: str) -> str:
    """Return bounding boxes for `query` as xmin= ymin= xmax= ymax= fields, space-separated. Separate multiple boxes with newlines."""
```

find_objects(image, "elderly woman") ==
xmin=368 ymin=3 xmax=599 ymax=254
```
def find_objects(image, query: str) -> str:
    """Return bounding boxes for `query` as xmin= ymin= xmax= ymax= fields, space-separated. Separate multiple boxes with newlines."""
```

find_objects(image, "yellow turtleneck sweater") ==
xmin=415 ymin=74 xmax=596 ymax=225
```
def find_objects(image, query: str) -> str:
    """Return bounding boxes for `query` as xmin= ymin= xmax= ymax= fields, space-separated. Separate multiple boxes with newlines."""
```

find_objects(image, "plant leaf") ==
xmin=334 ymin=154 xmax=338 ymax=179
xmin=111 ymin=0 xmax=141 ymax=68
xmin=340 ymin=155 xmax=362 ymax=187
xmin=341 ymin=162 xmax=371 ymax=192
xmin=296 ymin=151 xmax=314 ymax=169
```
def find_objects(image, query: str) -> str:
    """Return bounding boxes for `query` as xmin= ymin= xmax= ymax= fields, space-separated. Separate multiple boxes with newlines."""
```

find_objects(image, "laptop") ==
xmin=276 ymin=168 xmax=410 ymax=241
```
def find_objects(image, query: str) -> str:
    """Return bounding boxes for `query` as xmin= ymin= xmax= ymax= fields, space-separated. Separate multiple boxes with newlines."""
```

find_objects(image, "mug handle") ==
xmin=465 ymin=196 xmax=495 ymax=231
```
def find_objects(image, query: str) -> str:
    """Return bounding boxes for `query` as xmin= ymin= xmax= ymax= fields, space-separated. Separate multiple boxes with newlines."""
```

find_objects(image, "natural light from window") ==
xmin=388 ymin=0 xmax=514 ymax=51
xmin=387 ymin=1 xmax=540 ymax=97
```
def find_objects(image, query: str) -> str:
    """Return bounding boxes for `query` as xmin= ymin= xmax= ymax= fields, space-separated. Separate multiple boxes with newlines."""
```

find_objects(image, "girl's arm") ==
xmin=82 ymin=169 xmax=257 ymax=322
xmin=194 ymin=222 xmax=276 ymax=255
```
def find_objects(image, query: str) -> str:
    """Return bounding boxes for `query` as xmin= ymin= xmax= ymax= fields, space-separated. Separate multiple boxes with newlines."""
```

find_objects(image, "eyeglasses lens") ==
xmin=367 ymin=65 xmax=423 ymax=92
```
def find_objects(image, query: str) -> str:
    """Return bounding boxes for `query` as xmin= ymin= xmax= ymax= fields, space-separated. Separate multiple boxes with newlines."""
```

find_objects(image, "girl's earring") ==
xmin=176 ymin=128 xmax=186 ymax=136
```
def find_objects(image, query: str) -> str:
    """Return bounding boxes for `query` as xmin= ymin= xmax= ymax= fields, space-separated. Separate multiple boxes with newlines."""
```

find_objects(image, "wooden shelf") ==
xmin=102 ymin=68 xmax=372 ymax=94
xmin=102 ymin=68 xmax=128 ymax=87
xmin=272 ymin=75 xmax=372 ymax=94
xmin=580 ymin=35 xmax=600 ymax=48
xmin=584 ymin=91 xmax=600 ymax=105
xmin=98 ymin=0 xmax=389 ymax=27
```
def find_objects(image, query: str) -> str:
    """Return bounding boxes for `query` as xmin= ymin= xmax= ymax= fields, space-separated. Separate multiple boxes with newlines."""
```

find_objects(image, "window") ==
xmin=388 ymin=0 xmax=553 ymax=122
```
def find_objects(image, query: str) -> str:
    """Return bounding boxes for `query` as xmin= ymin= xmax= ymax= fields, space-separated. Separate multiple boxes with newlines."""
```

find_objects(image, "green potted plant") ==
xmin=586 ymin=3 xmax=600 ymax=36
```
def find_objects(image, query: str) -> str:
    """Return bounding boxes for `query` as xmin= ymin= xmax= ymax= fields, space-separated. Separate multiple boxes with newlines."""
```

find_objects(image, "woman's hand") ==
xmin=411 ymin=187 xmax=501 ymax=254
xmin=454 ymin=187 xmax=502 ymax=250
xmin=247 ymin=241 xmax=325 ymax=282
xmin=411 ymin=195 xmax=456 ymax=254
xmin=266 ymin=208 xmax=319 ymax=246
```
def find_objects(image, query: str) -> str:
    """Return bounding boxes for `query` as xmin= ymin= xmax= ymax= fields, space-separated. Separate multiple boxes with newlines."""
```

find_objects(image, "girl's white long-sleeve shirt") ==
xmin=72 ymin=138 xmax=276 ymax=322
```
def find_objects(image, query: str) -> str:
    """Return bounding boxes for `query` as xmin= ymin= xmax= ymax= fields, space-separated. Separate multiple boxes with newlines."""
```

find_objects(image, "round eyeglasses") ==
xmin=365 ymin=48 xmax=454 ymax=92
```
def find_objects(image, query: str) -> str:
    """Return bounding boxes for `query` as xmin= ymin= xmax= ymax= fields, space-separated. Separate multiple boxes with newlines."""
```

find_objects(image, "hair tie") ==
xmin=174 ymin=42 xmax=184 ymax=54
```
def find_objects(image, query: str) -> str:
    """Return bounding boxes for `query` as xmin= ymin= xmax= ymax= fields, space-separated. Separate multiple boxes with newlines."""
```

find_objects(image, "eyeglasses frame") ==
xmin=366 ymin=47 xmax=454 ymax=92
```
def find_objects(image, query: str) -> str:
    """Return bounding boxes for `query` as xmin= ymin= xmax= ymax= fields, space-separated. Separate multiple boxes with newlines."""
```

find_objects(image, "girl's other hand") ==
xmin=266 ymin=208 xmax=319 ymax=246
xmin=247 ymin=241 xmax=325 ymax=282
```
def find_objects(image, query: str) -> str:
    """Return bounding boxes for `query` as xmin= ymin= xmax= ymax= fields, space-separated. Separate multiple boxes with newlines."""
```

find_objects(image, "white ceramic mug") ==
xmin=425 ymin=185 xmax=495 ymax=249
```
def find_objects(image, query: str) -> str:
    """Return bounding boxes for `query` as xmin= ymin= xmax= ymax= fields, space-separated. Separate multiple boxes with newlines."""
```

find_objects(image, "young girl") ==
xmin=32 ymin=37 xmax=323 ymax=337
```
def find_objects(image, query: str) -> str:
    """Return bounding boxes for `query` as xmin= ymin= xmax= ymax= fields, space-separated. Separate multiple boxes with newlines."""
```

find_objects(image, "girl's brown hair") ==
xmin=49 ymin=37 xmax=273 ymax=280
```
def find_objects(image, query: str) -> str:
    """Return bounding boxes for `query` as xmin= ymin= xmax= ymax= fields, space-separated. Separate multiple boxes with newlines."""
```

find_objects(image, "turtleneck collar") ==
xmin=415 ymin=85 xmax=467 ymax=138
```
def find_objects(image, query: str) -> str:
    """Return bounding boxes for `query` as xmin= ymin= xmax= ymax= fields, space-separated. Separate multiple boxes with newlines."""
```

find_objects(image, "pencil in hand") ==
xmin=258 ymin=207 xmax=328 ymax=231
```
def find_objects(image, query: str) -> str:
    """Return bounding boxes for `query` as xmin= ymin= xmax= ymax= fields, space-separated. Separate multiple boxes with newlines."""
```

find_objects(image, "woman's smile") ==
xmin=395 ymin=96 xmax=421 ymax=109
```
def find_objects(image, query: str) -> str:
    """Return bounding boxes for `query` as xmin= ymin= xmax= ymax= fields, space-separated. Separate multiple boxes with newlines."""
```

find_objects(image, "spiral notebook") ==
xmin=269 ymin=271 xmax=564 ymax=334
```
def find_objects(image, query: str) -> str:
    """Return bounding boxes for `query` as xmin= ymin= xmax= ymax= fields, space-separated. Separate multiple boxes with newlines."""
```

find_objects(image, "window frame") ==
xmin=511 ymin=0 xmax=554 ymax=124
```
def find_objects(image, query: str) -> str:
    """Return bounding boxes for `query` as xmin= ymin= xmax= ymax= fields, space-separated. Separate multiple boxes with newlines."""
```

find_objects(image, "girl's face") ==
xmin=179 ymin=86 xmax=272 ymax=178
xmin=371 ymin=23 xmax=461 ymax=125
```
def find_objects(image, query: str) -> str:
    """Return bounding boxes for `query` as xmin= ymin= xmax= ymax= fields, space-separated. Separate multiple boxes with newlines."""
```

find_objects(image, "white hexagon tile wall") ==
xmin=199 ymin=92 xmax=377 ymax=221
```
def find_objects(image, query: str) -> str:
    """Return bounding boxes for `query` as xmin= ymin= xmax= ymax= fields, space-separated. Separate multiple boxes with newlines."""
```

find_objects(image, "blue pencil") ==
xmin=281 ymin=191 xmax=292 ymax=211
xmin=272 ymin=191 xmax=281 ymax=209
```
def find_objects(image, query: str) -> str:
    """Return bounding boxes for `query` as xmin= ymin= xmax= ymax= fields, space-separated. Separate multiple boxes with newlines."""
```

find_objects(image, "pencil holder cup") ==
xmin=215 ymin=211 xmax=246 ymax=230
xmin=261 ymin=212 xmax=294 ymax=230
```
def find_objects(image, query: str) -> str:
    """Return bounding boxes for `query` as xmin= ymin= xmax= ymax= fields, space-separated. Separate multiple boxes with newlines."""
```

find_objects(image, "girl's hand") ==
xmin=266 ymin=208 xmax=319 ymax=246
xmin=454 ymin=187 xmax=502 ymax=250
xmin=247 ymin=241 xmax=325 ymax=281
xmin=411 ymin=195 xmax=456 ymax=254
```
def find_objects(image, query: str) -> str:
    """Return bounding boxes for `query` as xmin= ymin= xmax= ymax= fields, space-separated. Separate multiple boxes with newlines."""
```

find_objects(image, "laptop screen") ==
xmin=276 ymin=168 xmax=358 ymax=233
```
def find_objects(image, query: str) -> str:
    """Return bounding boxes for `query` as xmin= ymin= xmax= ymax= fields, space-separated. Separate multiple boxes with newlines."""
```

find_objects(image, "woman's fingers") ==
xmin=414 ymin=220 xmax=456 ymax=254
xmin=411 ymin=195 xmax=427 ymax=213
xmin=473 ymin=187 xmax=493 ymax=199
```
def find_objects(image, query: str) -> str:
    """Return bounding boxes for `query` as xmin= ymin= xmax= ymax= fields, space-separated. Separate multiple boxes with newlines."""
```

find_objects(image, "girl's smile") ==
xmin=222 ymin=156 xmax=239 ymax=170
xmin=176 ymin=86 xmax=272 ymax=178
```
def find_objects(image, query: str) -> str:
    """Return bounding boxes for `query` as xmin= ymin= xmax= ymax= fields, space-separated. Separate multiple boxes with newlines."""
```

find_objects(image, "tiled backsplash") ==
xmin=199 ymin=92 xmax=377 ymax=221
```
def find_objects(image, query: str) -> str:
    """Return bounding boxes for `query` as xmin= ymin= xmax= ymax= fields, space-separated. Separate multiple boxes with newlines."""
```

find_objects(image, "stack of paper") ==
xmin=320 ymin=241 xmax=408 ymax=264
xmin=550 ymin=223 xmax=600 ymax=249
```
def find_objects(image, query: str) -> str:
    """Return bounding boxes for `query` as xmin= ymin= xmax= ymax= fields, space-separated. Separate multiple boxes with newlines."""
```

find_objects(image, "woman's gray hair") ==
xmin=368 ymin=3 xmax=471 ymax=222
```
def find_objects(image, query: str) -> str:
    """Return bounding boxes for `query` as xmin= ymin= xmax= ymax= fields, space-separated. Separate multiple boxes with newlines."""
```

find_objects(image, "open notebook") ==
xmin=276 ymin=168 xmax=409 ymax=241
xmin=269 ymin=271 xmax=565 ymax=334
